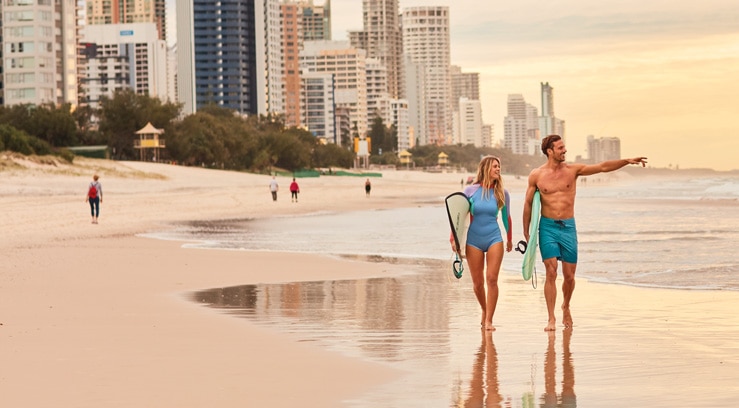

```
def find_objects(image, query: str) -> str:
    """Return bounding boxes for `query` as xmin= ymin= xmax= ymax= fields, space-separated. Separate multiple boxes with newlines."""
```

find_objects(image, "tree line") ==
xmin=0 ymin=89 xmax=544 ymax=175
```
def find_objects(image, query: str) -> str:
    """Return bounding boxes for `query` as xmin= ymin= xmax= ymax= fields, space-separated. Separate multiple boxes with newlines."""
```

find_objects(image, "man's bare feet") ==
xmin=544 ymin=319 xmax=556 ymax=331
xmin=562 ymin=306 xmax=573 ymax=328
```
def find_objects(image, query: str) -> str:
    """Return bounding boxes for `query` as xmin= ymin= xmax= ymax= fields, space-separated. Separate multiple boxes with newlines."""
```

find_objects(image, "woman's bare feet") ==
xmin=544 ymin=319 xmax=557 ymax=331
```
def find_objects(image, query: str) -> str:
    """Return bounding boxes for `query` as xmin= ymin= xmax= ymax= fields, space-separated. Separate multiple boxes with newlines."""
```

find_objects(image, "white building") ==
xmin=401 ymin=6 xmax=452 ymax=146
xmin=81 ymin=23 xmax=169 ymax=108
xmin=504 ymin=94 xmax=540 ymax=155
xmin=458 ymin=97 xmax=482 ymax=146
xmin=365 ymin=58 xmax=390 ymax=123
xmin=2 ymin=0 xmax=78 ymax=106
xmin=403 ymin=54 xmax=427 ymax=147
xmin=301 ymin=72 xmax=336 ymax=144
xmin=300 ymin=40 xmax=368 ymax=141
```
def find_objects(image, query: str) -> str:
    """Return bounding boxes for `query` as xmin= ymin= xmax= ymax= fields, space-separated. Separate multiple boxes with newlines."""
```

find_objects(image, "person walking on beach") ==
xmin=269 ymin=176 xmax=279 ymax=201
xmin=365 ymin=178 xmax=372 ymax=197
xmin=289 ymin=178 xmax=300 ymax=203
xmin=85 ymin=174 xmax=103 ymax=224
xmin=451 ymin=156 xmax=513 ymax=331
xmin=523 ymin=134 xmax=647 ymax=331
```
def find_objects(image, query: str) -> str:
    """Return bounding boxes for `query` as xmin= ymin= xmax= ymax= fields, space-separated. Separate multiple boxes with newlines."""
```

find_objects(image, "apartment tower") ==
xmin=349 ymin=0 xmax=402 ymax=99
xmin=401 ymin=6 xmax=452 ymax=145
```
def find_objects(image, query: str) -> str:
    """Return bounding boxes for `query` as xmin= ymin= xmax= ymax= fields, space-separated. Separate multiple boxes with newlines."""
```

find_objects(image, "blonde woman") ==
xmin=454 ymin=156 xmax=512 ymax=331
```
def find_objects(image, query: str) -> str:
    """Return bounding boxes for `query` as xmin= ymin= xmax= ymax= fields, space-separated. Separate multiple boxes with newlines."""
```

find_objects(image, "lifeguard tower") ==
xmin=398 ymin=150 xmax=413 ymax=169
xmin=134 ymin=122 xmax=165 ymax=162
xmin=438 ymin=152 xmax=449 ymax=168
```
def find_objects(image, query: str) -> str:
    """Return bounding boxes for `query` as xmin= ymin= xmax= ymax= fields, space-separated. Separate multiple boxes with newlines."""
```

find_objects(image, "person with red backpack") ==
xmin=85 ymin=174 xmax=103 ymax=224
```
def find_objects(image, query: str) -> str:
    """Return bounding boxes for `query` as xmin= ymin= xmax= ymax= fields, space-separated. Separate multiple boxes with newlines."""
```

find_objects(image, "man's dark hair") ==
xmin=541 ymin=135 xmax=562 ymax=157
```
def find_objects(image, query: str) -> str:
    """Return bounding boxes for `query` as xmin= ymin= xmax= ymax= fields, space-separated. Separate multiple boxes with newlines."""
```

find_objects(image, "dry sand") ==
xmin=2 ymin=155 xmax=738 ymax=407
xmin=0 ymin=155 xmax=468 ymax=407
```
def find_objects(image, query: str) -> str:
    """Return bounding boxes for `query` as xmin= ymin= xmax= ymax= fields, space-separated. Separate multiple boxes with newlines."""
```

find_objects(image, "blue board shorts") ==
xmin=539 ymin=217 xmax=578 ymax=263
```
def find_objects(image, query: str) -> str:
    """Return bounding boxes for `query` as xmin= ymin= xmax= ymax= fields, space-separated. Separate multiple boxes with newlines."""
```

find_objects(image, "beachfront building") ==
xmin=300 ymin=0 xmax=331 ymax=41
xmin=450 ymin=65 xmax=480 ymax=109
xmin=401 ymin=6 xmax=453 ymax=146
xmin=403 ymin=54 xmax=427 ymax=147
xmin=175 ymin=0 xmax=270 ymax=116
xmin=456 ymin=97 xmax=483 ymax=147
xmin=1 ymin=0 xmax=78 ymax=106
xmin=301 ymin=72 xmax=336 ymax=144
xmin=282 ymin=1 xmax=302 ymax=127
xmin=481 ymin=124 xmax=495 ymax=148
xmin=86 ymin=0 xmax=167 ymax=42
xmin=539 ymin=81 xmax=566 ymax=142
xmin=81 ymin=23 xmax=170 ymax=109
xmin=300 ymin=40 xmax=368 ymax=145
xmin=504 ymin=94 xmax=540 ymax=155
xmin=587 ymin=135 xmax=621 ymax=162
xmin=348 ymin=0 xmax=402 ymax=99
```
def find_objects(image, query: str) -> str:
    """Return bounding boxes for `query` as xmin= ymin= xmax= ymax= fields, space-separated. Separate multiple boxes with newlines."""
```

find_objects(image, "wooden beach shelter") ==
xmin=398 ymin=150 xmax=413 ymax=168
xmin=134 ymin=122 xmax=165 ymax=161
xmin=437 ymin=152 xmax=449 ymax=167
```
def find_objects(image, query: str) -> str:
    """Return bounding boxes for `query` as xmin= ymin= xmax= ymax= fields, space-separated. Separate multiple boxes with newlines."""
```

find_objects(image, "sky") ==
xmin=331 ymin=0 xmax=739 ymax=171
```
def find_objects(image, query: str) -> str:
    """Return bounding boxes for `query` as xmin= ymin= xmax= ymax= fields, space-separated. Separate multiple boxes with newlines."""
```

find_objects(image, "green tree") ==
xmin=98 ymin=89 xmax=181 ymax=160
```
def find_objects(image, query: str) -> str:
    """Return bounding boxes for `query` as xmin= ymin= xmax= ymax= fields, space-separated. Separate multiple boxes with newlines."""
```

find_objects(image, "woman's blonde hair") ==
xmin=474 ymin=156 xmax=505 ymax=209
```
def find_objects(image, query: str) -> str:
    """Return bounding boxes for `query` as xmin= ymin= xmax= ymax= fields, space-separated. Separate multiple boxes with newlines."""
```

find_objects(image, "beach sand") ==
xmin=2 ymin=155 xmax=738 ymax=407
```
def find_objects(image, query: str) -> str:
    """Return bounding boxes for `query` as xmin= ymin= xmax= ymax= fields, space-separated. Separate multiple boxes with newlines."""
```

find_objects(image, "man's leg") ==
xmin=543 ymin=258 xmax=559 ymax=331
xmin=561 ymin=262 xmax=577 ymax=328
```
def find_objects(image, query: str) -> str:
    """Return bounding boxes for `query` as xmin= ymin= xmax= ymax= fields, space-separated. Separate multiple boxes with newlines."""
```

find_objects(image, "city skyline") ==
xmin=332 ymin=0 xmax=739 ymax=171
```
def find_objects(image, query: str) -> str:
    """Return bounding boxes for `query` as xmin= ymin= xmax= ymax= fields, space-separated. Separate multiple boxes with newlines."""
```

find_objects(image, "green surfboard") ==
xmin=522 ymin=190 xmax=541 ymax=281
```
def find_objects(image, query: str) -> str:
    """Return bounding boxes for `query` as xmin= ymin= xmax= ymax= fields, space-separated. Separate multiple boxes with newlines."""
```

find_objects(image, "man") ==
xmin=269 ymin=176 xmax=279 ymax=201
xmin=523 ymin=135 xmax=647 ymax=331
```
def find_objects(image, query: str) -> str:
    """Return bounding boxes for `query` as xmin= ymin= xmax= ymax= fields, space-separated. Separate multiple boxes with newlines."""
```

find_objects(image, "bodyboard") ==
xmin=445 ymin=192 xmax=471 ymax=259
xmin=522 ymin=190 xmax=541 ymax=281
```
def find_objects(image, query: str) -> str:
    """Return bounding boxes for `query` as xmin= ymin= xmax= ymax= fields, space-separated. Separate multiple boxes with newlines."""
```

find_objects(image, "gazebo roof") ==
xmin=135 ymin=122 xmax=164 ymax=135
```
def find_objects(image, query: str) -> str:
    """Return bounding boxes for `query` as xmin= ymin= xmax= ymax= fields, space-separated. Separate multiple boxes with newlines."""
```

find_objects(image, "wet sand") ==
xmin=2 ymin=156 xmax=738 ymax=407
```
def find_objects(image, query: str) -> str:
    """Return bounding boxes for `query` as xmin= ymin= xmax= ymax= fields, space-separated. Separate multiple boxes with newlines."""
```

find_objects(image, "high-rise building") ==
xmin=504 ymin=94 xmax=540 ymax=155
xmin=349 ymin=0 xmax=402 ymax=99
xmin=300 ymin=0 xmax=331 ymax=41
xmin=176 ymin=0 xmax=270 ymax=116
xmin=401 ymin=6 xmax=452 ymax=146
xmin=86 ymin=0 xmax=167 ymax=41
xmin=1 ymin=0 xmax=78 ymax=106
xmin=587 ymin=135 xmax=621 ymax=162
xmin=458 ymin=97 xmax=482 ymax=146
xmin=365 ymin=58 xmax=389 ymax=122
xmin=81 ymin=23 xmax=169 ymax=108
xmin=282 ymin=2 xmax=302 ymax=127
xmin=403 ymin=54 xmax=427 ymax=147
xmin=300 ymin=40 xmax=368 ymax=144
xmin=301 ymin=72 xmax=336 ymax=143
xmin=450 ymin=65 xmax=480 ymax=110
xmin=538 ymin=81 xmax=565 ymax=141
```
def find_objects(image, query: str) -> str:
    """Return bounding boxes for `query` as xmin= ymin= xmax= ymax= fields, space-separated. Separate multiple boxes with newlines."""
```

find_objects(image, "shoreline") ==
xmin=3 ymin=158 xmax=739 ymax=407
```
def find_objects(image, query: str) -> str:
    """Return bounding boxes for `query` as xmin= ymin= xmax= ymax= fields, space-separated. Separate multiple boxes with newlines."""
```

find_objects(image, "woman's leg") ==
xmin=483 ymin=242 xmax=504 ymax=331
xmin=465 ymin=245 xmax=486 ymax=327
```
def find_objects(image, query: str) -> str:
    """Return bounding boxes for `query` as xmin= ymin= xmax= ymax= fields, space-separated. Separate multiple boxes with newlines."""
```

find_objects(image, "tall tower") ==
xmin=301 ymin=0 xmax=331 ymax=41
xmin=86 ymin=0 xmax=167 ymax=41
xmin=349 ymin=0 xmax=402 ymax=99
xmin=402 ymin=6 xmax=452 ymax=145
xmin=177 ymin=0 xmax=270 ymax=115
xmin=1 ymin=0 xmax=78 ymax=106
xmin=539 ymin=81 xmax=565 ymax=142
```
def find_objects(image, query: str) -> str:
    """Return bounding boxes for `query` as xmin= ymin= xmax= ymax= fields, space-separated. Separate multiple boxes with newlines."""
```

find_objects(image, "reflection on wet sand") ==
xmin=190 ymin=272 xmax=580 ymax=406
xmin=542 ymin=329 xmax=576 ymax=407
xmin=462 ymin=331 xmax=503 ymax=407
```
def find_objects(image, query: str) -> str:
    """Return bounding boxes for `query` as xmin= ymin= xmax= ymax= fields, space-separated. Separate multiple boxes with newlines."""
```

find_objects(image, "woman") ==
xmin=85 ymin=174 xmax=103 ymax=224
xmin=452 ymin=156 xmax=512 ymax=331
xmin=289 ymin=178 xmax=300 ymax=203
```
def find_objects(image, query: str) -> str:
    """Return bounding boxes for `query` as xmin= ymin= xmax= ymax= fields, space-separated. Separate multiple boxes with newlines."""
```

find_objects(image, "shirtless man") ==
xmin=523 ymin=135 xmax=647 ymax=331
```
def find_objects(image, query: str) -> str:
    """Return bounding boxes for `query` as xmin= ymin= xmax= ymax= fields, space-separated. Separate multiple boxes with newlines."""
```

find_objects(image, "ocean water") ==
xmin=156 ymin=173 xmax=739 ymax=407
xmin=152 ymin=174 xmax=739 ymax=291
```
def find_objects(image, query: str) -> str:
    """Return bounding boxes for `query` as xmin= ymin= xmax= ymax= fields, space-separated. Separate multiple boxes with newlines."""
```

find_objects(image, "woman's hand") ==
xmin=505 ymin=240 xmax=513 ymax=253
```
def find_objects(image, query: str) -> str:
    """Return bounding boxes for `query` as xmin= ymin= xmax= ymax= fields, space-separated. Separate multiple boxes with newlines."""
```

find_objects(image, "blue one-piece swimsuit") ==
xmin=465 ymin=187 xmax=510 ymax=252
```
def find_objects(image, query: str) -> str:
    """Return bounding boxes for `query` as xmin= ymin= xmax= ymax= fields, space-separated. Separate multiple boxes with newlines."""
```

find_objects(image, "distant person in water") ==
xmin=450 ymin=156 xmax=512 ymax=331
xmin=523 ymin=134 xmax=647 ymax=331
xmin=365 ymin=178 xmax=372 ymax=197
xmin=290 ymin=178 xmax=300 ymax=203
xmin=85 ymin=174 xmax=103 ymax=224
